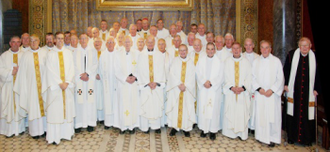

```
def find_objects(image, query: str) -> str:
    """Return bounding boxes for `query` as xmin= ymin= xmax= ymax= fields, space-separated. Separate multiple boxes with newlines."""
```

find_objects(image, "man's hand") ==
xmin=96 ymin=74 xmax=101 ymax=80
xmin=231 ymin=86 xmax=244 ymax=95
xmin=80 ymin=73 xmax=89 ymax=81
xmin=12 ymin=66 xmax=19 ymax=76
xmin=178 ymin=84 xmax=186 ymax=92
xmin=284 ymin=85 xmax=289 ymax=92
xmin=148 ymin=82 xmax=157 ymax=90
xmin=264 ymin=89 xmax=273 ymax=97
xmin=203 ymin=80 xmax=211 ymax=89
xmin=59 ymin=82 xmax=69 ymax=90
xmin=126 ymin=76 xmax=136 ymax=84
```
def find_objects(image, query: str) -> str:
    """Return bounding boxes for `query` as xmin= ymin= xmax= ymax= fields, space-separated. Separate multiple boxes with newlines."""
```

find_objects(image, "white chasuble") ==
xmin=13 ymin=47 xmax=48 ymax=136
xmin=73 ymin=46 xmax=98 ymax=128
xmin=222 ymin=56 xmax=252 ymax=140
xmin=195 ymin=56 xmax=224 ymax=133
xmin=137 ymin=50 xmax=166 ymax=131
xmin=42 ymin=46 xmax=75 ymax=144
xmin=99 ymin=49 xmax=118 ymax=127
xmin=0 ymin=49 xmax=25 ymax=136
xmin=252 ymin=54 xmax=284 ymax=144
xmin=166 ymin=57 xmax=196 ymax=131
xmin=95 ymin=49 xmax=105 ymax=121
xmin=114 ymin=50 xmax=139 ymax=130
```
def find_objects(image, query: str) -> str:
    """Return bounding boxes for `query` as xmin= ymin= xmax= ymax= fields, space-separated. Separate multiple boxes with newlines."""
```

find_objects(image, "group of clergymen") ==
xmin=0 ymin=17 xmax=320 ymax=147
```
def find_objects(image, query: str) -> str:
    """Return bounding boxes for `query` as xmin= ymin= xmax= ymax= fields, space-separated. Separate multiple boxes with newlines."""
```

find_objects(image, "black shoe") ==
xmin=193 ymin=124 xmax=198 ymax=129
xmin=87 ymin=126 xmax=94 ymax=132
xmin=41 ymin=132 xmax=46 ymax=138
xmin=144 ymin=130 xmax=150 ymax=134
xmin=99 ymin=121 xmax=104 ymax=124
xmin=75 ymin=128 xmax=82 ymax=133
xmin=32 ymin=136 xmax=40 ymax=139
xmin=104 ymin=126 xmax=110 ymax=130
xmin=120 ymin=130 xmax=125 ymax=134
xmin=238 ymin=137 xmax=243 ymax=141
xmin=155 ymin=129 xmax=161 ymax=134
xmin=183 ymin=131 xmax=190 ymax=137
xmin=268 ymin=142 xmax=275 ymax=147
xmin=287 ymin=139 xmax=294 ymax=144
xmin=209 ymin=133 xmax=216 ymax=140
xmin=200 ymin=131 xmax=207 ymax=138
xmin=250 ymin=130 xmax=255 ymax=135
xmin=52 ymin=142 xmax=57 ymax=145
xmin=169 ymin=129 xmax=178 ymax=136
xmin=129 ymin=129 xmax=135 ymax=134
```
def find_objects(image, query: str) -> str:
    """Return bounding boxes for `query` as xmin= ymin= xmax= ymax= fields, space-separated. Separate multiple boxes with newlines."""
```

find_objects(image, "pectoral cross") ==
xmin=132 ymin=60 xmax=137 ymax=66
xmin=88 ymin=89 xmax=93 ymax=95
xmin=77 ymin=89 xmax=82 ymax=95
xmin=125 ymin=110 xmax=130 ymax=116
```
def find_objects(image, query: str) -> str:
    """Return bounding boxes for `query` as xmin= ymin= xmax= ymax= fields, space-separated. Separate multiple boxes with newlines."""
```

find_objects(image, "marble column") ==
xmin=273 ymin=0 xmax=296 ymax=64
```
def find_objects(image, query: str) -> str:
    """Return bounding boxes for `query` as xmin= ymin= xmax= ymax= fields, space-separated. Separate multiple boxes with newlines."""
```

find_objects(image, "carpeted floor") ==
xmin=0 ymin=123 xmax=328 ymax=152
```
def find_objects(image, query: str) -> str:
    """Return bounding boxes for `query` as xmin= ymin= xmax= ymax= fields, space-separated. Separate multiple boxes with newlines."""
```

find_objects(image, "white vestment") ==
xmin=95 ymin=49 xmax=105 ymax=121
xmin=73 ymin=45 xmax=98 ymax=128
xmin=99 ymin=30 xmax=109 ymax=41
xmin=157 ymin=28 xmax=169 ymax=39
xmin=14 ymin=47 xmax=48 ymax=137
xmin=137 ymin=50 xmax=166 ymax=131
xmin=195 ymin=55 xmax=224 ymax=133
xmin=166 ymin=57 xmax=196 ymax=131
xmin=252 ymin=54 xmax=284 ymax=144
xmin=118 ymin=27 xmax=129 ymax=36
xmin=195 ymin=33 xmax=207 ymax=47
xmin=222 ymin=56 xmax=252 ymax=140
xmin=114 ymin=49 xmax=140 ymax=131
xmin=128 ymin=34 xmax=142 ymax=50
xmin=42 ymin=46 xmax=75 ymax=144
xmin=0 ymin=49 xmax=25 ymax=137
xmin=138 ymin=29 xmax=150 ymax=38
xmin=99 ymin=49 xmax=118 ymax=127
xmin=161 ymin=51 xmax=173 ymax=127
xmin=243 ymin=51 xmax=259 ymax=130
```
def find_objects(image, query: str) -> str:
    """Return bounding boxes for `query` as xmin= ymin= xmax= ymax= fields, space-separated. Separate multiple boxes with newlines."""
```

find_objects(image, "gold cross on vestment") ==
xmin=125 ymin=110 xmax=130 ymax=116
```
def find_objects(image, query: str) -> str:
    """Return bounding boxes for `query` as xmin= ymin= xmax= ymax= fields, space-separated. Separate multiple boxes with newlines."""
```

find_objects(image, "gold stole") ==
xmin=148 ymin=55 xmax=154 ymax=82
xmin=123 ymin=30 xmax=126 ymax=35
xmin=194 ymin=53 xmax=199 ymax=112
xmin=33 ymin=52 xmax=45 ymax=116
xmin=144 ymin=32 xmax=147 ymax=39
xmin=177 ymin=61 xmax=187 ymax=128
xmin=58 ymin=52 xmax=66 ymax=119
xmin=234 ymin=61 xmax=239 ymax=101
xmin=98 ymin=51 xmax=101 ymax=60
xmin=13 ymin=53 xmax=18 ymax=113
xmin=175 ymin=50 xmax=179 ymax=57
xmin=102 ymin=33 xmax=106 ymax=41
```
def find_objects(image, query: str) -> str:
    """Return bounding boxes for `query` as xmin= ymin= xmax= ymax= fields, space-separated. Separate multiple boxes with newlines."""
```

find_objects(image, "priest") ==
xmin=252 ymin=40 xmax=284 ymax=147
xmin=98 ymin=36 xmax=118 ymax=129
xmin=137 ymin=35 xmax=166 ymax=134
xmin=283 ymin=37 xmax=321 ymax=146
xmin=114 ymin=36 xmax=140 ymax=133
xmin=73 ymin=33 xmax=98 ymax=133
xmin=14 ymin=34 xmax=48 ymax=139
xmin=42 ymin=32 xmax=75 ymax=144
xmin=222 ymin=42 xmax=252 ymax=141
xmin=94 ymin=37 xmax=105 ymax=124
xmin=0 ymin=36 xmax=26 ymax=137
xmin=195 ymin=42 xmax=224 ymax=140
xmin=166 ymin=44 xmax=196 ymax=137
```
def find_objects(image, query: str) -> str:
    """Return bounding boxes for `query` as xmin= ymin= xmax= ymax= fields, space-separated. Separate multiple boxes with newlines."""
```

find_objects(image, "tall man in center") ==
xmin=137 ymin=35 xmax=166 ymax=133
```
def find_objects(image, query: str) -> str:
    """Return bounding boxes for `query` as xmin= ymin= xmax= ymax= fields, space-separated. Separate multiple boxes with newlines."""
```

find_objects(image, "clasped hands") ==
xmin=12 ymin=66 xmax=19 ymax=76
xmin=204 ymin=80 xmax=212 ymax=89
xmin=126 ymin=76 xmax=136 ymax=84
xmin=230 ymin=86 xmax=245 ymax=95
xmin=80 ymin=72 xmax=89 ymax=81
xmin=258 ymin=88 xmax=273 ymax=97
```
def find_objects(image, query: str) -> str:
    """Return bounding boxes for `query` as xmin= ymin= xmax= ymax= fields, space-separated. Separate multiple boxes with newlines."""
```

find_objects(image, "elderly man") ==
xmin=187 ymin=32 xmax=195 ymax=52
xmin=118 ymin=18 xmax=129 ymax=35
xmin=283 ymin=37 xmax=321 ymax=146
xmin=215 ymin=35 xmax=231 ymax=62
xmin=195 ymin=24 xmax=207 ymax=46
xmin=224 ymin=33 xmax=235 ymax=53
xmin=168 ymin=35 xmax=182 ymax=59
xmin=73 ymin=33 xmax=98 ymax=133
xmin=99 ymin=20 xmax=109 ymax=41
xmin=0 ymin=36 xmax=25 ymax=137
xmin=20 ymin=33 xmax=30 ymax=52
xmin=128 ymin=24 xmax=142 ymax=50
xmin=138 ymin=35 xmax=166 ymax=134
xmin=67 ymin=34 xmax=79 ymax=52
xmin=189 ymin=38 xmax=206 ymax=66
xmin=139 ymin=18 xmax=150 ymax=38
xmin=252 ymin=40 xmax=284 ymax=147
xmin=165 ymin=24 xmax=178 ymax=49
xmin=98 ymin=36 xmax=118 ymax=129
xmin=166 ymin=44 xmax=196 ymax=137
xmin=222 ymin=42 xmax=252 ymax=141
xmin=14 ymin=34 xmax=48 ymax=139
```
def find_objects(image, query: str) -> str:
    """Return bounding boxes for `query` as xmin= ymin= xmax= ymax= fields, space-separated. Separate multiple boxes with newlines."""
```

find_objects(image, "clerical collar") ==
xmin=301 ymin=53 xmax=308 ymax=57
xmin=10 ymin=49 xmax=19 ymax=53
xmin=158 ymin=28 xmax=163 ymax=31
xmin=207 ymin=55 xmax=214 ymax=58
xmin=126 ymin=51 xmax=130 ymax=55
xmin=31 ymin=47 xmax=40 ymax=52
xmin=148 ymin=48 xmax=154 ymax=52
xmin=180 ymin=56 xmax=187 ymax=62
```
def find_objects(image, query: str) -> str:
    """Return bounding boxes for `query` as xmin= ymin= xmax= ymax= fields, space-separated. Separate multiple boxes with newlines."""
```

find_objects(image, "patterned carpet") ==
xmin=0 ymin=123 xmax=328 ymax=152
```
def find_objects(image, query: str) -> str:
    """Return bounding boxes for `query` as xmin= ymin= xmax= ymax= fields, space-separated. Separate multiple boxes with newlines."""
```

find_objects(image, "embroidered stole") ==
xmin=13 ymin=54 xmax=18 ymax=113
xmin=33 ymin=52 xmax=45 ymax=116
xmin=58 ymin=52 xmax=66 ymax=119
xmin=177 ymin=61 xmax=187 ymax=128
xmin=235 ymin=61 xmax=239 ymax=101
xmin=148 ymin=55 xmax=154 ymax=82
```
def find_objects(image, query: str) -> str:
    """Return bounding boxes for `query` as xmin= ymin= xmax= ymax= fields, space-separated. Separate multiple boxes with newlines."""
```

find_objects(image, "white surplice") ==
xmin=99 ymin=49 xmax=118 ymax=127
xmin=222 ymin=56 xmax=252 ymax=140
xmin=137 ymin=50 xmax=166 ymax=131
xmin=42 ymin=46 xmax=75 ymax=144
xmin=73 ymin=45 xmax=98 ymax=129
xmin=0 ymin=49 xmax=25 ymax=137
xmin=166 ymin=56 xmax=196 ymax=131
xmin=195 ymin=55 xmax=224 ymax=133
xmin=157 ymin=28 xmax=169 ymax=39
xmin=114 ymin=49 xmax=140 ymax=131
xmin=252 ymin=54 xmax=284 ymax=144
xmin=95 ymin=49 xmax=105 ymax=122
xmin=13 ymin=47 xmax=48 ymax=137
xmin=243 ymin=51 xmax=259 ymax=130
